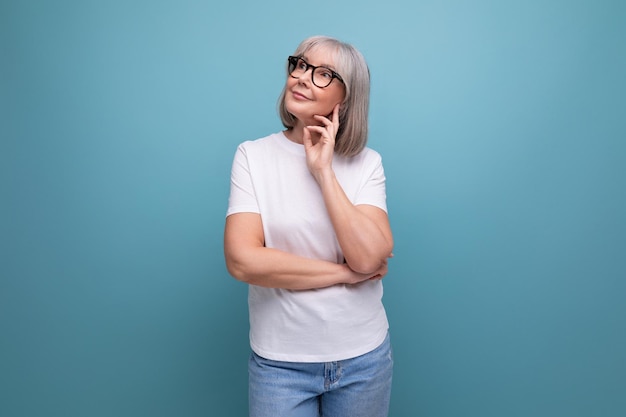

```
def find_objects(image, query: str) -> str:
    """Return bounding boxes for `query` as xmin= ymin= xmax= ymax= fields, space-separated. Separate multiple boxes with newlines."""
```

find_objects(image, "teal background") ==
xmin=1 ymin=0 xmax=624 ymax=416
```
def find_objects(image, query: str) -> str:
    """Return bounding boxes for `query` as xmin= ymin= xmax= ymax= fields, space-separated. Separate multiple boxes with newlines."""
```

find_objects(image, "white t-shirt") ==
xmin=226 ymin=131 xmax=389 ymax=362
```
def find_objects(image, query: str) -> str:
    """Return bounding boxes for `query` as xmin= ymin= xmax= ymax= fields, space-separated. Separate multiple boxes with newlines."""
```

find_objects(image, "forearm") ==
xmin=315 ymin=170 xmax=394 ymax=274
xmin=225 ymin=245 xmax=362 ymax=290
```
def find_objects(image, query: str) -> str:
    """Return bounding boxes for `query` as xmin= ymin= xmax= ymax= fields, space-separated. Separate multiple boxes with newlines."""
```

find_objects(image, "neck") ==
xmin=284 ymin=122 xmax=322 ymax=145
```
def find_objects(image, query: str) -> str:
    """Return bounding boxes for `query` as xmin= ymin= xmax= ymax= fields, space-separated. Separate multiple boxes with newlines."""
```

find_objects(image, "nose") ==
xmin=296 ymin=66 xmax=313 ymax=86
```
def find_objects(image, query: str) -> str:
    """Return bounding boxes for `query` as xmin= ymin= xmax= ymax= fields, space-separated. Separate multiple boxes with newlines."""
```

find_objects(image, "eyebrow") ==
xmin=301 ymin=55 xmax=337 ymax=71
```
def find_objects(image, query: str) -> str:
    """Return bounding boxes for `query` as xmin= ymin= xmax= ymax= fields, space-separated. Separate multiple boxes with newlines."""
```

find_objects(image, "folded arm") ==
xmin=315 ymin=171 xmax=394 ymax=274
xmin=224 ymin=212 xmax=387 ymax=290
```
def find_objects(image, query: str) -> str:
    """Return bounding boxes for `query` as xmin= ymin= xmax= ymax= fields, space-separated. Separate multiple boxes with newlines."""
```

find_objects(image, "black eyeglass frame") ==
xmin=287 ymin=56 xmax=345 ymax=88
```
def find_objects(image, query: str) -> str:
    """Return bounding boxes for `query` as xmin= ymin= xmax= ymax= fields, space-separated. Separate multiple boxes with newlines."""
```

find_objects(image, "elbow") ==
xmin=225 ymin=255 xmax=252 ymax=284
xmin=349 ymin=263 xmax=380 ymax=275
xmin=347 ymin=255 xmax=390 ymax=275
xmin=346 ymin=242 xmax=394 ymax=275
xmin=224 ymin=243 xmax=269 ymax=285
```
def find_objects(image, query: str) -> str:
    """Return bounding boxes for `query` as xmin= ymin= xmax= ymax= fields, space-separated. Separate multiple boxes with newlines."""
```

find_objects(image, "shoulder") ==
xmin=338 ymin=146 xmax=383 ymax=167
xmin=231 ymin=133 xmax=279 ymax=165
xmin=359 ymin=146 xmax=382 ymax=162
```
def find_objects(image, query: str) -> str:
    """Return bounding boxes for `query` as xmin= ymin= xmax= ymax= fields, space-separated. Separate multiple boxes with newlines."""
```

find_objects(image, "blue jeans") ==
xmin=248 ymin=333 xmax=393 ymax=417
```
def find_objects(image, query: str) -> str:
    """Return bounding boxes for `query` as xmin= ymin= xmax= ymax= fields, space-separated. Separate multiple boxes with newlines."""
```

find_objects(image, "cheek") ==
xmin=325 ymin=91 xmax=345 ymax=111
xmin=328 ymin=86 xmax=346 ymax=105
xmin=316 ymin=93 xmax=344 ymax=117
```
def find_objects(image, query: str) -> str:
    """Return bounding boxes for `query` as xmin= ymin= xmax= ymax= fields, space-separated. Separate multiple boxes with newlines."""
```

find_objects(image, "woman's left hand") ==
xmin=303 ymin=103 xmax=340 ymax=181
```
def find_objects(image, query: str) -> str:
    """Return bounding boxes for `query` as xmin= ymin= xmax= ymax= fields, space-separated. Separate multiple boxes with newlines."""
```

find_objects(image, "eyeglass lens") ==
xmin=288 ymin=57 xmax=336 ymax=88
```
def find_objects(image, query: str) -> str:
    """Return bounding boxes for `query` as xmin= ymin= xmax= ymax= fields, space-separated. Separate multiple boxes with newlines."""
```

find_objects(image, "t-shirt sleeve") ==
xmin=226 ymin=143 xmax=260 ymax=216
xmin=354 ymin=152 xmax=388 ymax=213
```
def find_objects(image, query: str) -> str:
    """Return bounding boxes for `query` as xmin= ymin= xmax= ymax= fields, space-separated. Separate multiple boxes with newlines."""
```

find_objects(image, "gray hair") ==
xmin=278 ymin=36 xmax=370 ymax=157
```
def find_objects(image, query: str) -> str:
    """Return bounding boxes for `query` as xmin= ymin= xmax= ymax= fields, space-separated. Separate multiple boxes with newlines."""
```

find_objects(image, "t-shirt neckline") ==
xmin=275 ymin=130 xmax=305 ymax=156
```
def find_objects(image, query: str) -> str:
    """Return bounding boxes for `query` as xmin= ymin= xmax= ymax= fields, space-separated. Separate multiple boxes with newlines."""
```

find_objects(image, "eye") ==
xmin=297 ymin=59 xmax=308 ymax=70
xmin=318 ymin=69 xmax=333 ymax=79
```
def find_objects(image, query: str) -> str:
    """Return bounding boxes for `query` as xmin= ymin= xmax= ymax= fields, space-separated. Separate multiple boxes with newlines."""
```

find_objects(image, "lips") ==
xmin=291 ymin=90 xmax=311 ymax=101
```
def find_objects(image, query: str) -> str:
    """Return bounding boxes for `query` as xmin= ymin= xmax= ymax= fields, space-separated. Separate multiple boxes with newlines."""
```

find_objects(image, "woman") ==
xmin=224 ymin=35 xmax=394 ymax=417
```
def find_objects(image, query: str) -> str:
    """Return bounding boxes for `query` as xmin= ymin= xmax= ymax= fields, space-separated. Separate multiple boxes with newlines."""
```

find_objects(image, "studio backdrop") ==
xmin=1 ymin=0 xmax=624 ymax=416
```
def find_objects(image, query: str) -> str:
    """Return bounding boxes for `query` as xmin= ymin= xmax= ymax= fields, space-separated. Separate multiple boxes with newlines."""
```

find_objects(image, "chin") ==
xmin=285 ymin=104 xmax=310 ymax=122
xmin=286 ymin=104 xmax=330 ymax=123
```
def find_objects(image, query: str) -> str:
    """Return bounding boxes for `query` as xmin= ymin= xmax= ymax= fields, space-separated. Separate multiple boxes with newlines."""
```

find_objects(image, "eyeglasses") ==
xmin=287 ymin=56 xmax=344 ymax=88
